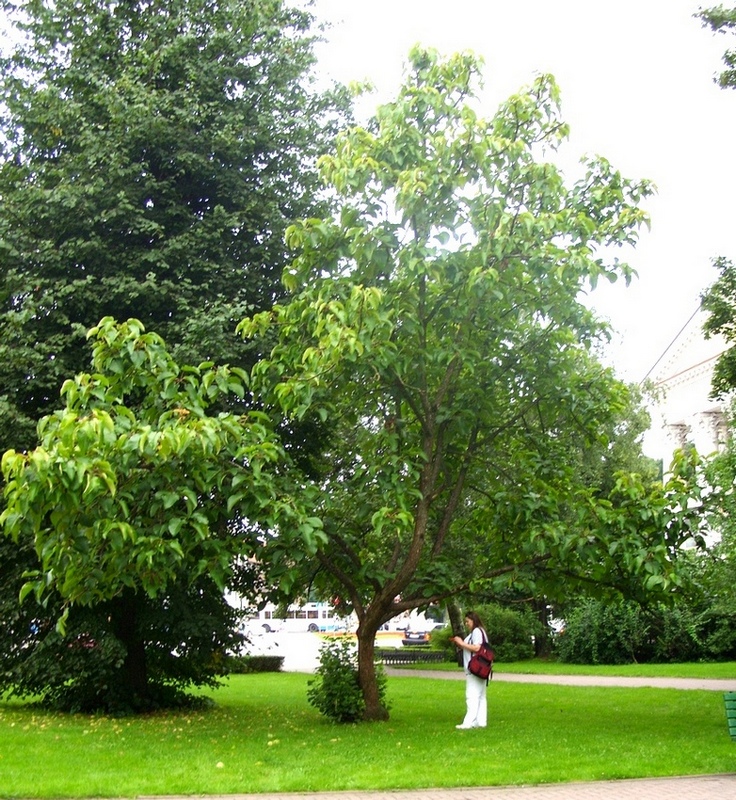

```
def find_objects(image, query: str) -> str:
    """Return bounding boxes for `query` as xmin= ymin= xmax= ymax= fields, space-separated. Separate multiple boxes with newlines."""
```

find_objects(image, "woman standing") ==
xmin=450 ymin=610 xmax=488 ymax=729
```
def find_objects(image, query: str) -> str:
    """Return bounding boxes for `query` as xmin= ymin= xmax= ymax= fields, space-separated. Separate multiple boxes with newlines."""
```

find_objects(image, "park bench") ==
xmin=375 ymin=648 xmax=448 ymax=666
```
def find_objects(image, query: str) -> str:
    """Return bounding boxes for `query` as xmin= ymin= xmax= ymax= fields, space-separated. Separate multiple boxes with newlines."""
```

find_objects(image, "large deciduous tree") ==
xmin=239 ymin=48 xmax=705 ymax=720
xmin=697 ymin=5 xmax=736 ymax=383
xmin=1 ymin=318 xmax=323 ymax=711
xmin=694 ymin=260 xmax=736 ymax=651
xmin=0 ymin=0 xmax=346 ymax=711
xmin=696 ymin=5 xmax=736 ymax=390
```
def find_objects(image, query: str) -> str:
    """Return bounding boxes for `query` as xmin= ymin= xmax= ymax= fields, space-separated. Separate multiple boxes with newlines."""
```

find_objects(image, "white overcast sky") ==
xmin=308 ymin=0 xmax=736 ymax=383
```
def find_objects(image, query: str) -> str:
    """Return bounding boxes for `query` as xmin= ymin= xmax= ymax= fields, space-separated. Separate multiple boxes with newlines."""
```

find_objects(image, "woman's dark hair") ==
xmin=464 ymin=610 xmax=484 ymax=631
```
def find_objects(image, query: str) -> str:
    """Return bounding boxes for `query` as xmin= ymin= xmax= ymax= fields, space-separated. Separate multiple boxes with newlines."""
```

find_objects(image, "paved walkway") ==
xmin=386 ymin=667 xmax=736 ymax=692
xmin=141 ymin=774 xmax=736 ymax=800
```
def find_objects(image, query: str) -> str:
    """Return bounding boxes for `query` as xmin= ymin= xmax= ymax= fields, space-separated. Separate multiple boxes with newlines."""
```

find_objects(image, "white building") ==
xmin=642 ymin=307 xmax=730 ymax=466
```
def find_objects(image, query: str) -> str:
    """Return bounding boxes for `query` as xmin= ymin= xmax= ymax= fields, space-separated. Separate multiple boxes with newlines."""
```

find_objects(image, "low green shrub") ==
xmin=307 ymin=636 xmax=388 ymax=722
xmin=429 ymin=624 xmax=454 ymax=650
xmin=554 ymin=599 xmax=646 ymax=664
xmin=225 ymin=655 xmax=284 ymax=674
xmin=477 ymin=603 xmax=539 ymax=662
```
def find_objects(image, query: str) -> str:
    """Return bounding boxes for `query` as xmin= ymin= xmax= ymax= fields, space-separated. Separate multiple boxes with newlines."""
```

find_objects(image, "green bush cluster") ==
xmin=476 ymin=603 xmax=540 ymax=662
xmin=554 ymin=598 xmax=736 ymax=664
xmin=225 ymin=655 xmax=284 ymax=674
xmin=432 ymin=603 xmax=540 ymax=662
xmin=307 ymin=637 xmax=388 ymax=723
xmin=0 ymin=585 xmax=240 ymax=714
xmin=554 ymin=599 xmax=647 ymax=664
xmin=429 ymin=625 xmax=458 ymax=652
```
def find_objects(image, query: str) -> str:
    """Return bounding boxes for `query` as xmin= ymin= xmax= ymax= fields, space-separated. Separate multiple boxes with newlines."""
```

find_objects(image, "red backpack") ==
xmin=467 ymin=629 xmax=494 ymax=680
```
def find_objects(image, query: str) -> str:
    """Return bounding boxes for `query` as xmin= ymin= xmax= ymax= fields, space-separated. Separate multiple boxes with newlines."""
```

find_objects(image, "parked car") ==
xmin=401 ymin=630 xmax=431 ymax=646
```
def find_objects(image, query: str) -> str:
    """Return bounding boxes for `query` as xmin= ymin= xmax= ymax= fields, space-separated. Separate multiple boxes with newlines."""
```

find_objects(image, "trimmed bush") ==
xmin=429 ymin=624 xmax=458 ymax=655
xmin=225 ymin=655 xmax=284 ymax=674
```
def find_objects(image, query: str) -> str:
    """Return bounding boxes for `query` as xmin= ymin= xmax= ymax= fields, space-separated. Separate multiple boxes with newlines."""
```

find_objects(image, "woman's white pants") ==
xmin=462 ymin=673 xmax=487 ymax=728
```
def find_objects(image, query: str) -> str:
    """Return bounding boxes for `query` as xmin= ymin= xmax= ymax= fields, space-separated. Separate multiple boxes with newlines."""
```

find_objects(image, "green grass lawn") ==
xmin=2 ymin=671 xmax=735 ymax=798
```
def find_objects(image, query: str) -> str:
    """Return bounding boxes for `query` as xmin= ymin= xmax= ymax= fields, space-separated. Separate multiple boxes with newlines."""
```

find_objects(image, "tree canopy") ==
xmin=239 ymin=48 xmax=703 ymax=720
xmin=697 ymin=6 xmax=736 ymax=392
xmin=698 ymin=3 xmax=736 ymax=89
xmin=0 ymin=0 xmax=349 ymax=452
xmin=696 ymin=6 xmax=736 ymax=391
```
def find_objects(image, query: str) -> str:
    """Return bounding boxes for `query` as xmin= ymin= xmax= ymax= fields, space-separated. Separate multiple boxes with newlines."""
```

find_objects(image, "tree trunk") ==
xmin=532 ymin=598 xmax=552 ymax=657
xmin=110 ymin=590 xmax=149 ymax=701
xmin=356 ymin=620 xmax=389 ymax=721
xmin=447 ymin=600 xmax=464 ymax=636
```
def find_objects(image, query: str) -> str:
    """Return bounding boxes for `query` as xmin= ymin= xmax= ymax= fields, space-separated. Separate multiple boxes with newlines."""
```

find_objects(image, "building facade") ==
xmin=643 ymin=308 xmax=730 ymax=466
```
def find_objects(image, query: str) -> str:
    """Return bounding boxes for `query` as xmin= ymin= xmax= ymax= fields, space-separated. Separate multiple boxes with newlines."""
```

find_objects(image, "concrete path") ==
xmin=141 ymin=773 xmax=736 ymax=800
xmin=386 ymin=667 xmax=736 ymax=692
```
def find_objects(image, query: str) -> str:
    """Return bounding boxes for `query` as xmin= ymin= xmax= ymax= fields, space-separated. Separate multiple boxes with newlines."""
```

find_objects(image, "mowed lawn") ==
xmin=1 ymin=671 xmax=735 ymax=798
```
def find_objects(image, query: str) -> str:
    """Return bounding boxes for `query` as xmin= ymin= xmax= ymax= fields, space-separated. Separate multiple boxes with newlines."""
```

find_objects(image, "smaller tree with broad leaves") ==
xmin=1 ymin=318 xmax=323 ymax=711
